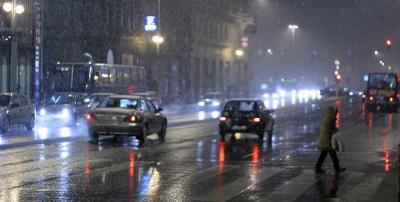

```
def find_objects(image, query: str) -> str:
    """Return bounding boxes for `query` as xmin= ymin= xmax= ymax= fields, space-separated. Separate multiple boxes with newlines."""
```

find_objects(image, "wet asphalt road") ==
xmin=0 ymin=97 xmax=399 ymax=202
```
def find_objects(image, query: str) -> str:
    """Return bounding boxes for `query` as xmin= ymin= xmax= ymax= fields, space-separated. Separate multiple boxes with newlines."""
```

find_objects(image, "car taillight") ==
xmin=253 ymin=117 xmax=261 ymax=123
xmin=86 ymin=113 xmax=95 ymax=121
xmin=125 ymin=115 xmax=136 ymax=122
xmin=220 ymin=116 xmax=227 ymax=122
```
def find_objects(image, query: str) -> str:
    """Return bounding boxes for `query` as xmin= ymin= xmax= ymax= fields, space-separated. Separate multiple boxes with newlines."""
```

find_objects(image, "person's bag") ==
xmin=331 ymin=133 xmax=345 ymax=152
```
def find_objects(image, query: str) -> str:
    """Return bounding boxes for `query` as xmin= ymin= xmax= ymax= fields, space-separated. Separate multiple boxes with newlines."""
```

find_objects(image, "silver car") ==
xmin=84 ymin=93 xmax=115 ymax=110
xmin=0 ymin=93 xmax=35 ymax=133
xmin=87 ymin=95 xmax=167 ymax=144
xmin=38 ymin=92 xmax=89 ymax=124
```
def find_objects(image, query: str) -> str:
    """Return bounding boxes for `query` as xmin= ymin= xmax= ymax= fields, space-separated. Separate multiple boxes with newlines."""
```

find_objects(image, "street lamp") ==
xmin=152 ymin=35 xmax=164 ymax=44
xmin=235 ymin=49 xmax=244 ymax=57
xmin=2 ymin=0 xmax=25 ymax=93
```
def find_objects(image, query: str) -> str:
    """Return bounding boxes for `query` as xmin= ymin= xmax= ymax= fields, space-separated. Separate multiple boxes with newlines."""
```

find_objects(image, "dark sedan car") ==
xmin=86 ymin=95 xmax=167 ymax=144
xmin=0 ymin=93 xmax=35 ymax=133
xmin=219 ymin=99 xmax=274 ymax=142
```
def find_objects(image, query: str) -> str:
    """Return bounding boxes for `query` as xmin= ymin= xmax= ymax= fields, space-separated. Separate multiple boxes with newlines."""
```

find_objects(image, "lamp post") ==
xmin=2 ymin=0 xmax=24 ymax=93
xmin=288 ymin=24 xmax=299 ymax=41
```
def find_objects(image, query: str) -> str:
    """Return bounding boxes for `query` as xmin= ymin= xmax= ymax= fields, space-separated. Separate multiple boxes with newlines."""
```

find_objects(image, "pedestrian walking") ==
xmin=315 ymin=106 xmax=346 ymax=175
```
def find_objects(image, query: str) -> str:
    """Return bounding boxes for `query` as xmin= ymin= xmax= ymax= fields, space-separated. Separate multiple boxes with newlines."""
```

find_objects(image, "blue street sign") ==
xmin=144 ymin=16 xmax=157 ymax=32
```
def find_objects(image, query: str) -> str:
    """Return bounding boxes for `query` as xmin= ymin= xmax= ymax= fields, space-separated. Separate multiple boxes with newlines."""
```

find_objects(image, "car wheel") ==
xmin=26 ymin=115 xmax=35 ymax=131
xmin=219 ymin=130 xmax=226 ymax=141
xmin=89 ymin=132 xmax=99 ymax=144
xmin=157 ymin=121 xmax=167 ymax=142
xmin=138 ymin=126 xmax=148 ymax=145
xmin=1 ymin=116 xmax=10 ymax=133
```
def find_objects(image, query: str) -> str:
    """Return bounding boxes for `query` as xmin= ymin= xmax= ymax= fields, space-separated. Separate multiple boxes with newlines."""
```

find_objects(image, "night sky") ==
xmin=249 ymin=0 xmax=400 ymax=90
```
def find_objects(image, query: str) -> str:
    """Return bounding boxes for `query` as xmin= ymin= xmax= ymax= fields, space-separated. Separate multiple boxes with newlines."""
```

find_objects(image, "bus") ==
xmin=47 ymin=62 xmax=145 ymax=95
xmin=365 ymin=72 xmax=399 ymax=112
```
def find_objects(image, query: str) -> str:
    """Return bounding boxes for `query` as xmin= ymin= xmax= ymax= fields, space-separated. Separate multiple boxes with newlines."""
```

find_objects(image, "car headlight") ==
xmin=39 ymin=108 xmax=46 ymax=116
xmin=198 ymin=101 xmax=205 ymax=107
xmin=212 ymin=101 xmax=220 ymax=107
xmin=61 ymin=108 xmax=71 ymax=118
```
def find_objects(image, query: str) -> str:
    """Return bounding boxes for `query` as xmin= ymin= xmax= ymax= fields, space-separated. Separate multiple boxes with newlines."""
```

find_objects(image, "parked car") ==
xmin=38 ymin=92 xmax=89 ymax=124
xmin=85 ymin=93 xmax=115 ymax=110
xmin=0 ymin=93 xmax=35 ymax=133
xmin=86 ymin=95 xmax=167 ymax=144
xmin=219 ymin=99 xmax=274 ymax=142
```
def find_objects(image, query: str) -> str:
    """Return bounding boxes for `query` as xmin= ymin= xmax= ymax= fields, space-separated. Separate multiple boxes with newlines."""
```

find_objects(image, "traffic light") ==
xmin=335 ymin=74 xmax=341 ymax=84
xmin=386 ymin=39 xmax=392 ymax=49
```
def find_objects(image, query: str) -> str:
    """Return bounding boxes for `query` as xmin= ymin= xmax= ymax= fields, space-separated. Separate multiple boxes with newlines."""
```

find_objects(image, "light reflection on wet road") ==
xmin=0 ymin=97 xmax=399 ymax=201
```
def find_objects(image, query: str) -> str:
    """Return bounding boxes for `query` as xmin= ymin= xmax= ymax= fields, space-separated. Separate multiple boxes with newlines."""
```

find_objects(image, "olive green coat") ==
xmin=318 ymin=106 xmax=338 ymax=150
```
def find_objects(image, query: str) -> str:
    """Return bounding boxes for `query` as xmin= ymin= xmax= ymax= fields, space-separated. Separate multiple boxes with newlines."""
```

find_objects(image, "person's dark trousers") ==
xmin=315 ymin=150 xmax=340 ymax=171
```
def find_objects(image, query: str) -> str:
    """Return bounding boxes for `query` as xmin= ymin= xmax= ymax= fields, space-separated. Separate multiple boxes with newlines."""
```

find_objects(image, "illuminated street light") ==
xmin=15 ymin=4 xmax=24 ymax=14
xmin=288 ymin=24 xmax=299 ymax=30
xmin=152 ymin=35 xmax=164 ymax=44
xmin=267 ymin=49 xmax=273 ymax=55
xmin=374 ymin=50 xmax=379 ymax=55
xmin=2 ymin=2 xmax=12 ymax=12
xmin=235 ymin=49 xmax=244 ymax=57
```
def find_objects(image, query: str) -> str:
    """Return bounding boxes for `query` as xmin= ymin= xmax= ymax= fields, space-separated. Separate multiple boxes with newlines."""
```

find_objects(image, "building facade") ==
xmin=42 ymin=0 xmax=254 ymax=103
xmin=0 ymin=0 xmax=35 ymax=97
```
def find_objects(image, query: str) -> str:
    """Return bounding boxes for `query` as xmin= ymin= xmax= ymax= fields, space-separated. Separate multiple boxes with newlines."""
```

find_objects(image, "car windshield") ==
xmin=224 ymin=101 xmax=258 ymax=112
xmin=204 ymin=94 xmax=222 ymax=100
xmin=47 ymin=94 xmax=75 ymax=105
xmin=89 ymin=95 xmax=109 ymax=103
xmin=0 ymin=95 xmax=11 ymax=107
xmin=99 ymin=98 xmax=138 ymax=109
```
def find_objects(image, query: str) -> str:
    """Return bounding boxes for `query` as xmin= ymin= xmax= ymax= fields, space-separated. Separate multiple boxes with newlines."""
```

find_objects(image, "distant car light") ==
xmin=220 ymin=116 xmax=227 ymax=122
xmin=253 ymin=117 xmax=261 ymax=123
xmin=369 ymin=97 xmax=374 ymax=101
xmin=390 ymin=97 xmax=394 ymax=102
xmin=39 ymin=108 xmax=46 ymax=116
xmin=61 ymin=108 xmax=70 ymax=117
xmin=198 ymin=101 xmax=205 ymax=107
xmin=362 ymin=94 xmax=366 ymax=98
xmin=349 ymin=92 xmax=354 ymax=96
xmin=212 ymin=101 xmax=220 ymax=107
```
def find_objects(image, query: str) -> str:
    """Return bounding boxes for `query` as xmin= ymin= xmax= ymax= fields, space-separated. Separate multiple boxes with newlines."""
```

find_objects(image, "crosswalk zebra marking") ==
xmin=340 ymin=173 xmax=385 ymax=201
xmin=264 ymin=169 xmax=317 ymax=201
xmin=196 ymin=167 xmax=283 ymax=201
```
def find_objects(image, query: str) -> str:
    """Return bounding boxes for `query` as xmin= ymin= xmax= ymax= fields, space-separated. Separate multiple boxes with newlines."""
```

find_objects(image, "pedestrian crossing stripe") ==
xmin=196 ymin=167 xmax=283 ymax=201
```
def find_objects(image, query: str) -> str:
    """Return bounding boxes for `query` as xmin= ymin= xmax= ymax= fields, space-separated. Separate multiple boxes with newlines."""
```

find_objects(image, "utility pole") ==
xmin=34 ymin=0 xmax=43 ymax=108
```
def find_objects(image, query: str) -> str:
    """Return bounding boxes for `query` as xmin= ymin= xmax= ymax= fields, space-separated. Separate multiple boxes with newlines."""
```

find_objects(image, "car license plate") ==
xmin=232 ymin=125 xmax=247 ymax=130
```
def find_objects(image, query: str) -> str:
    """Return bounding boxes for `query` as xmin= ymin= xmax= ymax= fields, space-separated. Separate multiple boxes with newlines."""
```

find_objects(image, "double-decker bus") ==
xmin=365 ymin=72 xmax=399 ymax=112
xmin=47 ymin=62 xmax=145 ymax=94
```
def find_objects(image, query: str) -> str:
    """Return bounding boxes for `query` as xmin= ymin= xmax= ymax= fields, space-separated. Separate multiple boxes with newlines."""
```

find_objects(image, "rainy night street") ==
xmin=0 ymin=97 xmax=398 ymax=201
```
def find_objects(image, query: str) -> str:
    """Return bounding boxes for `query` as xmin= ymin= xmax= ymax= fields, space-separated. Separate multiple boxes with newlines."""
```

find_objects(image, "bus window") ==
xmin=53 ymin=66 xmax=72 ymax=92
xmin=72 ymin=65 xmax=89 ymax=91
xmin=110 ymin=66 xmax=116 ymax=84
xmin=123 ymin=68 xmax=131 ymax=85
xmin=97 ymin=66 xmax=110 ymax=85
